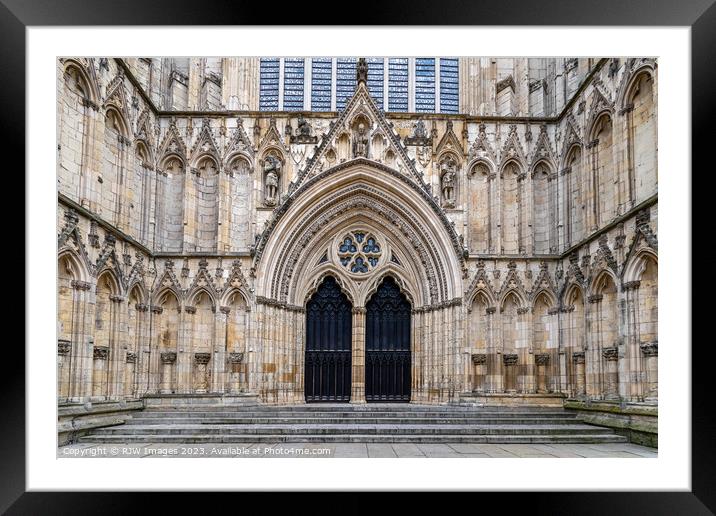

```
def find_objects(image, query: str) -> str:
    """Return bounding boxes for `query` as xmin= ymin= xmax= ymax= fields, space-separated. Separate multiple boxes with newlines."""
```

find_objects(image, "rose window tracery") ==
xmin=337 ymin=231 xmax=382 ymax=274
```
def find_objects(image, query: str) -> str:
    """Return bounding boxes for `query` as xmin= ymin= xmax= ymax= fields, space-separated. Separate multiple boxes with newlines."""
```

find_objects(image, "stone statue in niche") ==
xmin=263 ymin=156 xmax=281 ymax=206
xmin=290 ymin=114 xmax=318 ymax=144
xmin=440 ymin=157 xmax=458 ymax=208
xmin=353 ymin=123 xmax=369 ymax=158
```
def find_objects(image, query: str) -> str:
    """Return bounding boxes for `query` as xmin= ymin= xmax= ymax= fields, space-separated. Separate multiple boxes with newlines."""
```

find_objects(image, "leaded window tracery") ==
xmin=337 ymin=231 xmax=382 ymax=274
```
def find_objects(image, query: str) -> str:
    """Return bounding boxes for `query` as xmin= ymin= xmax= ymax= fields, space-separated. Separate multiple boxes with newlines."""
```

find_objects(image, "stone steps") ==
xmin=77 ymin=403 xmax=626 ymax=444
xmin=79 ymin=433 xmax=627 ymax=444
xmin=126 ymin=417 xmax=581 ymax=425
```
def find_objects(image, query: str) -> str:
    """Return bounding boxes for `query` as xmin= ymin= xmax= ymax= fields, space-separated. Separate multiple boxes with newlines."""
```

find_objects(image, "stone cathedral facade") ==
xmin=56 ymin=57 xmax=658 ymax=412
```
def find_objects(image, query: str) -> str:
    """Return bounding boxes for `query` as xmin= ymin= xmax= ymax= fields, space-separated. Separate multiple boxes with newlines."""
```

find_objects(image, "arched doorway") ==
xmin=366 ymin=276 xmax=411 ymax=402
xmin=305 ymin=276 xmax=352 ymax=402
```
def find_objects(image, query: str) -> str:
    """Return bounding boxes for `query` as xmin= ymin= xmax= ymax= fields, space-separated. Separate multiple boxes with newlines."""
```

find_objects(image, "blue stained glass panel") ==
xmin=336 ymin=58 xmax=357 ymax=111
xmin=415 ymin=58 xmax=435 ymax=113
xmin=259 ymin=58 xmax=280 ymax=111
xmin=311 ymin=58 xmax=332 ymax=112
xmin=388 ymin=58 xmax=408 ymax=112
xmin=440 ymin=58 xmax=459 ymax=114
xmin=367 ymin=58 xmax=384 ymax=108
xmin=283 ymin=58 xmax=304 ymax=111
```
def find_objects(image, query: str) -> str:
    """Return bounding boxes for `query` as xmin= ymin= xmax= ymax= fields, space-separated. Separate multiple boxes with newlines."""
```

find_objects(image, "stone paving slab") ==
xmin=57 ymin=442 xmax=656 ymax=458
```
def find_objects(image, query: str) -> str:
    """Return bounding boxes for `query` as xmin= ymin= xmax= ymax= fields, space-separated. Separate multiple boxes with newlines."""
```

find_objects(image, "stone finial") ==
xmin=356 ymin=58 xmax=368 ymax=84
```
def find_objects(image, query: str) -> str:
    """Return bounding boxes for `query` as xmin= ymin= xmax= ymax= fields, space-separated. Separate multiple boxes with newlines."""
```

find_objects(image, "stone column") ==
xmin=57 ymin=340 xmax=71 ymax=400
xmin=70 ymin=279 xmax=93 ymax=402
xmin=125 ymin=352 xmax=137 ymax=398
xmin=91 ymin=345 xmax=109 ymax=398
xmin=179 ymin=305 xmax=195 ymax=393
xmin=572 ymin=351 xmax=586 ymax=397
xmin=351 ymin=307 xmax=367 ymax=404
xmin=108 ymin=294 xmax=125 ymax=399
xmin=160 ymin=351 xmax=176 ymax=394
xmin=535 ymin=353 xmax=550 ymax=393
xmin=486 ymin=306 xmax=497 ymax=392
xmin=135 ymin=303 xmax=150 ymax=397
xmin=149 ymin=305 xmax=164 ymax=393
xmin=640 ymin=341 xmax=658 ymax=402
xmin=602 ymin=346 xmax=619 ymax=400
xmin=228 ymin=352 xmax=245 ymax=394
xmin=503 ymin=353 xmax=518 ymax=392
xmin=194 ymin=352 xmax=211 ymax=393
xmin=471 ymin=353 xmax=487 ymax=392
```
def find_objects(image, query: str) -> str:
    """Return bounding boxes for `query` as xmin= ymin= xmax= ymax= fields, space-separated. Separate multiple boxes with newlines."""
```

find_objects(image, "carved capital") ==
xmin=517 ymin=307 xmax=530 ymax=315
xmin=352 ymin=307 xmax=367 ymax=315
xmin=135 ymin=303 xmax=149 ymax=312
xmin=71 ymin=280 xmax=91 ymax=291
xmin=109 ymin=295 xmax=124 ymax=304
xmin=535 ymin=353 xmax=550 ymax=366
xmin=624 ymin=280 xmax=641 ymax=291
xmin=485 ymin=306 xmax=497 ymax=315
xmin=194 ymin=352 xmax=211 ymax=365
xmin=640 ymin=341 xmax=658 ymax=357
xmin=602 ymin=347 xmax=619 ymax=361
xmin=228 ymin=352 xmax=245 ymax=364
xmin=126 ymin=352 xmax=137 ymax=363
xmin=184 ymin=305 xmax=197 ymax=314
xmin=160 ymin=351 xmax=177 ymax=364
xmin=219 ymin=306 xmax=231 ymax=315
xmin=503 ymin=353 xmax=518 ymax=366
xmin=587 ymin=294 xmax=603 ymax=304
xmin=572 ymin=351 xmax=585 ymax=364
xmin=93 ymin=345 xmax=109 ymax=360
xmin=471 ymin=353 xmax=487 ymax=365
xmin=150 ymin=305 xmax=164 ymax=314
xmin=58 ymin=340 xmax=71 ymax=355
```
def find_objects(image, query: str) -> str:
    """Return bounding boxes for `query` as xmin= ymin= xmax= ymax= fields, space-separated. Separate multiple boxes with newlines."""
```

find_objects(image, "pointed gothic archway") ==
xmin=365 ymin=276 xmax=412 ymax=402
xmin=304 ymin=276 xmax=353 ymax=402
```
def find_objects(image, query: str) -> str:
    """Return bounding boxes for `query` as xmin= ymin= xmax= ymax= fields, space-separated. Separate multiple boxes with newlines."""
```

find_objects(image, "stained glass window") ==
xmin=367 ymin=58 xmax=384 ymax=108
xmin=283 ymin=58 xmax=304 ymax=111
xmin=336 ymin=58 xmax=357 ymax=111
xmin=311 ymin=58 xmax=332 ymax=112
xmin=259 ymin=58 xmax=279 ymax=111
xmin=388 ymin=58 xmax=409 ymax=112
xmin=338 ymin=231 xmax=382 ymax=274
xmin=440 ymin=58 xmax=460 ymax=114
xmin=415 ymin=58 xmax=435 ymax=113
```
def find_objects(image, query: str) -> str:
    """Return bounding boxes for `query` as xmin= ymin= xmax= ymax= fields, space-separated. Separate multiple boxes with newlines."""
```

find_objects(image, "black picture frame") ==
xmin=5 ymin=0 xmax=705 ymax=512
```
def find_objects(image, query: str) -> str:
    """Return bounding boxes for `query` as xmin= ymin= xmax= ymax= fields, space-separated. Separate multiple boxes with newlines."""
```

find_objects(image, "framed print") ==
xmin=6 ymin=0 xmax=708 ymax=511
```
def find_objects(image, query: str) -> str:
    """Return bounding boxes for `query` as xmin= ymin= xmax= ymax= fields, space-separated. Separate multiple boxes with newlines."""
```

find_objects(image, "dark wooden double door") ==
xmin=305 ymin=276 xmax=411 ymax=403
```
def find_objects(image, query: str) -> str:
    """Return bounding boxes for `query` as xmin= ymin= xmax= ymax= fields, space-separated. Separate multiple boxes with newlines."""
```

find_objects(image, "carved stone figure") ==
xmin=356 ymin=57 xmax=368 ymax=84
xmin=353 ymin=123 xmax=369 ymax=158
xmin=441 ymin=157 xmax=457 ymax=207
xmin=264 ymin=156 xmax=281 ymax=205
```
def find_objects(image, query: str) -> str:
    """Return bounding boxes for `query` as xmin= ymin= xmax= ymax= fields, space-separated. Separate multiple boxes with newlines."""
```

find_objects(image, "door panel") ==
xmin=365 ymin=276 xmax=411 ymax=402
xmin=305 ymin=277 xmax=352 ymax=402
